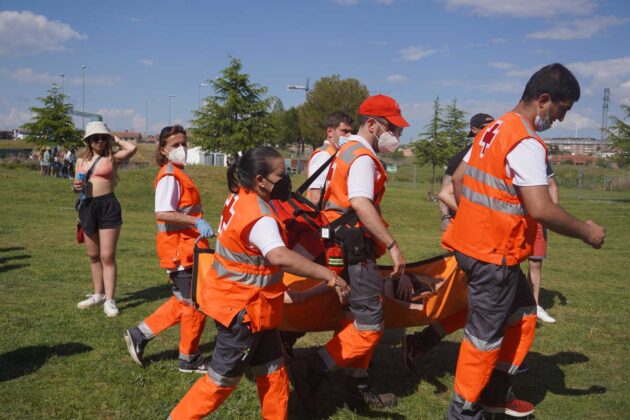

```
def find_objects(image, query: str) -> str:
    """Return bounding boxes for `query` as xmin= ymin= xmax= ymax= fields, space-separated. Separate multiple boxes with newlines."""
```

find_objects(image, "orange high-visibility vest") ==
xmin=154 ymin=163 xmax=208 ymax=270
xmin=322 ymin=139 xmax=388 ymax=256
xmin=308 ymin=142 xmax=337 ymax=166
xmin=442 ymin=112 xmax=547 ymax=266
xmin=203 ymin=188 xmax=288 ymax=332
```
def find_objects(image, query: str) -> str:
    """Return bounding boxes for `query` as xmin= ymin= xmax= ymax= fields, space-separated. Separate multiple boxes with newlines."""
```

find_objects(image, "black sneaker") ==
xmin=345 ymin=381 xmax=398 ymax=410
xmin=402 ymin=333 xmax=420 ymax=374
xmin=178 ymin=354 xmax=209 ymax=374
xmin=124 ymin=327 xmax=148 ymax=368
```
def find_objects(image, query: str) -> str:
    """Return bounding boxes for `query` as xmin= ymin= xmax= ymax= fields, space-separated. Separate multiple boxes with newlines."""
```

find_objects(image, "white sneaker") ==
xmin=77 ymin=294 xmax=106 ymax=309
xmin=104 ymin=300 xmax=120 ymax=317
xmin=537 ymin=305 xmax=556 ymax=324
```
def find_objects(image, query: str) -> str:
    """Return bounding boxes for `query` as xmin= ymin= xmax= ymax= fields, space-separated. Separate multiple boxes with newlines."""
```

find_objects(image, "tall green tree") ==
xmin=441 ymin=99 xmax=468 ymax=150
xmin=608 ymin=104 xmax=630 ymax=165
xmin=413 ymin=96 xmax=455 ymax=192
xmin=190 ymin=57 xmax=274 ymax=157
xmin=21 ymin=85 xmax=81 ymax=148
xmin=298 ymin=75 xmax=369 ymax=147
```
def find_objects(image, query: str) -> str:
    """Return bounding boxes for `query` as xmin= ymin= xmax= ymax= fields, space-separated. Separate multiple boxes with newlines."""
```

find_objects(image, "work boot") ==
xmin=344 ymin=376 xmax=397 ymax=410
xmin=402 ymin=333 xmax=421 ymax=374
xmin=124 ymin=327 xmax=149 ymax=367
xmin=178 ymin=354 xmax=209 ymax=374
xmin=289 ymin=353 xmax=326 ymax=413
xmin=402 ymin=326 xmax=443 ymax=374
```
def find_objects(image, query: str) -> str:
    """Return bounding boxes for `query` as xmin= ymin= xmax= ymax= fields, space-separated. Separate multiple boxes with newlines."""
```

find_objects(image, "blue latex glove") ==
xmin=195 ymin=218 xmax=214 ymax=238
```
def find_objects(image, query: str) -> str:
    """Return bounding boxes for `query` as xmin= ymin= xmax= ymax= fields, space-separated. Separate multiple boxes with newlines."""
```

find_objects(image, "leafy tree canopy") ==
xmin=608 ymin=104 xmax=630 ymax=164
xmin=21 ymin=85 xmax=81 ymax=149
xmin=191 ymin=57 xmax=274 ymax=156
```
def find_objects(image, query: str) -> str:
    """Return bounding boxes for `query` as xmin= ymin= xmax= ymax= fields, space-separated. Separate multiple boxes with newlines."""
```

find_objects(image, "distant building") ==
xmin=544 ymin=137 xmax=611 ymax=156
xmin=111 ymin=130 xmax=142 ymax=142
xmin=549 ymin=154 xmax=597 ymax=165
xmin=186 ymin=146 xmax=227 ymax=167
xmin=143 ymin=135 xmax=157 ymax=143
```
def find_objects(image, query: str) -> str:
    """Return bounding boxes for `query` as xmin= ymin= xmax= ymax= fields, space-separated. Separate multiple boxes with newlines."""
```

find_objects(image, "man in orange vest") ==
xmin=293 ymin=95 xmax=410 ymax=410
xmin=307 ymin=111 xmax=354 ymax=203
xmin=442 ymin=63 xmax=605 ymax=419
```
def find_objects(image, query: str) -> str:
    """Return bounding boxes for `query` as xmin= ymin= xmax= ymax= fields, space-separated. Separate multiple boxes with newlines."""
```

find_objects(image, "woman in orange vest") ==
xmin=123 ymin=125 xmax=213 ymax=373
xmin=169 ymin=146 xmax=350 ymax=420
xmin=73 ymin=121 xmax=137 ymax=317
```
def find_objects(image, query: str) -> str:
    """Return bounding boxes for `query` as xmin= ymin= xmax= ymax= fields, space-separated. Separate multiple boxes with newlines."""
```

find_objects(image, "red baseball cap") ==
xmin=358 ymin=94 xmax=410 ymax=127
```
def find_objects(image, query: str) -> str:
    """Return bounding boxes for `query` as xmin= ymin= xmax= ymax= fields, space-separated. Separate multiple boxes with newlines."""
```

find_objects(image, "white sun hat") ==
xmin=83 ymin=121 xmax=112 ymax=141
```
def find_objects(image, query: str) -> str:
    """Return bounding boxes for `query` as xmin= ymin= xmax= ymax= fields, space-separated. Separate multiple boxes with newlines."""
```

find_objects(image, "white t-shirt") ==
xmin=345 ymin=135 xmax=378 ymax=200
xmin=248 ymin=216 xmax=286 ymax=257
xmin=155 ymin=176 xmax=181 ymax=212
xmin=308 ymin=142 xmax=333 ymax=190
xmin=463 ymin=138 xmax=548 ymax=187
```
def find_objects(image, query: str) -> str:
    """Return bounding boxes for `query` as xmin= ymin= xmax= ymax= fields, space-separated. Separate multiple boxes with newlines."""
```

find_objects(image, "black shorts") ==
xmin=78 ymin=193 xmax=122 ymax=235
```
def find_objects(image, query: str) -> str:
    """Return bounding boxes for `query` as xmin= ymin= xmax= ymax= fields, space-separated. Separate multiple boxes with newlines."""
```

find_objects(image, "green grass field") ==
xmin=0 ymin=163 xmax=629 ymax=419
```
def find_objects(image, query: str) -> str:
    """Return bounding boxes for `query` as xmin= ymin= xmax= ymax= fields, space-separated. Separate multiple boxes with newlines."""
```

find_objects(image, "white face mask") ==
xmin=168 ymin=145 xmax=187 ymax=165
xmin=375 ymin=122 xmax=400 ymax=153
xmin=534 ymin=106 xmax=552 ymax=132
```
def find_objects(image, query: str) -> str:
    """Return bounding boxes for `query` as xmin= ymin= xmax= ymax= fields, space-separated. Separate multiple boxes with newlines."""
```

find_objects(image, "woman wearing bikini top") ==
xmin=73 ymin=121 xmax=137 ymax=317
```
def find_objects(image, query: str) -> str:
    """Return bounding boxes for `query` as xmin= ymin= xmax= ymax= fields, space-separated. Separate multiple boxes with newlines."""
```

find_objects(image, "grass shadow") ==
xmin=539 ymin=288 xmax=568 ymax=310
xmin=0 ymin=343 xmax=93 ymax=382
xmin=0 ymin=248 xmax=31 ymax=274
xmin=117 ymin=284 xmax=173 ymax=310
xmin=0 ymin=246 xmax=26 ymax=253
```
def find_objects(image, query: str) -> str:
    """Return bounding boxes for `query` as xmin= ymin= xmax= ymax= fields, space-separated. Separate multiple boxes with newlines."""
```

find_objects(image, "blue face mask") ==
xmin=534 ymin=106 xmax=551 ymax=132
xmin=338 ymin=137 xmax=349 ymax=146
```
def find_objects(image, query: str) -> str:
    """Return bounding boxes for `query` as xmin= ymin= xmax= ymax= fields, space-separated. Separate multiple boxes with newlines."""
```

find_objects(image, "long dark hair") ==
xmin=156 ymin=125 xmax=187 ymax=166
xmin=227 ymin=146 xmax=283 ymax=193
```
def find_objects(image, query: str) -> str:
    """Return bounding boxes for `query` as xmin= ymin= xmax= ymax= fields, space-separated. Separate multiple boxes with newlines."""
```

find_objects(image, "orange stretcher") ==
xmin=192 ymin=248 xmax=468 ymax=332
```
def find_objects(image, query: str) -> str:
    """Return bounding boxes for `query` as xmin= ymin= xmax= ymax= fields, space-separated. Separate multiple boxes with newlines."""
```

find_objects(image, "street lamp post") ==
xmin=198 ymin=83 xmax=208 ymax=110
xmin=81 ymin=65 xmax=87 ymax=130
xmin=59 ymin=73 xmax=65 ymax=96
xmin=168 ymin=94 xmax=176 ymax=125
xmin=145 ymin=100 xmax=149 ymax=138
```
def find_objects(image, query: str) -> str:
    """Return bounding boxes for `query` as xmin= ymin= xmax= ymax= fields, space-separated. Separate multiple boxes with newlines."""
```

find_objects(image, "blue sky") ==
xmin=1 ymin=0 xmax=629 ymax=143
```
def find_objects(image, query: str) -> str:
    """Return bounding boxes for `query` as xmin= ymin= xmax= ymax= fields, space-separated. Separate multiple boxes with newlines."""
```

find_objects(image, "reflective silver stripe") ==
xmin=323 ymin=202 xmax=347 ymax=212
xmin=465 ymin=166 xmax=517 ymax=197
xmin=495 ymin=360 xmax=519 ymax=375
xmin=464 ymin=328 xmax=503 ymax=351
xmin=318 ymin=347 xmax=338 ymax=371
xmin=179 ymin=352 xmax=201 ymax=362
xmin=156 ymin=224 xmax=189 ymax=232
xmin=256 ymin=195 xmax=271 ymax=215
xmin=215 ymin=240 xmax=271 ymax=268
xmin=507 ymin=305 xmax=537 ymax=326
xmin=340 ymin=142 xmax=365 ymax=164
xmin=430 ymin=321 xmax=447 ymax=338
xmin=517 ymin=114 xmax=538 ymax=139
xmin=178 ymin=204 xmax=202 ymax=214
xmin=172 ymin=289 xmax=183 ymax=301
xmin=454 ymin=392 xmax=476 ymax=410
xmin=207 ymin=366 xmax=241 ymax=387
xmin=344 ymin=368 xmax=369 ymax=378
xmin=138 ymin=321 xmax=154 ymax=339
xmin=462 ymin=185 xmax=526 ymax=216
xmin=354 ymin=320 xmax=384 ymax=332
xmin=212 ymin=259 xmax=282 ymax=288
xmin=251 ymin=357 xmax=284 ymax=377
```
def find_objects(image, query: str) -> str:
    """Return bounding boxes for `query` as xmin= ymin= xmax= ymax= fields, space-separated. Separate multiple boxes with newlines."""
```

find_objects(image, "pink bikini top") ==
xmin=80 ymin=157 xmax=115 ymax=182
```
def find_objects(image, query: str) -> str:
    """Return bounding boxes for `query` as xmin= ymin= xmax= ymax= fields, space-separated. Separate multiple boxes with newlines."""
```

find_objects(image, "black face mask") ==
xmin=267 ymin=173 xmax=292 ymax=201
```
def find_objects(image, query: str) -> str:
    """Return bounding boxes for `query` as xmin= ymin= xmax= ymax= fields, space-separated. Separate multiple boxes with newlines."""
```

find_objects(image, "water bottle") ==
xmin=77 ymin=173 xmax=87 ymax=201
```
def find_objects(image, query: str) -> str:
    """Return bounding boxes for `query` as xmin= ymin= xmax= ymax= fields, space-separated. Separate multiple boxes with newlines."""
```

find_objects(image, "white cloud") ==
xmin=0 ymin=67 xmax=56 ymax=84
xmin=0 ymin=67 xmax=120 ymax=86
xmin=0 ymin=11 xmax=86 ymax=56
xmin=0 ymin=108 xmax=33 ymax=129
xmin=621 ymin=80 xmax=630 ymax=89
xmin=398 ymin=46 xmax=436 ymax=61
xmin=97 ymin=108 xmax=146 ymax=132
xmin=440 ymin=0 xmax=596 ymax=18
xmin=374 ymin=0 xmax=395 ymax=4
xmin=551 ymin=111 xmax=600 ymax=131
xmin=385 ymin=74 xmax=407 ymax=83
xmin=140 ymin=59 xmax=154 ymax=66
xmin=331 ymin=0 xmax=360 ymax=5
xmin=489 ymin=62 xmax=514 ymax=70
xmin=527 ymin=16 xmax=630 ymax=40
